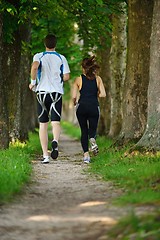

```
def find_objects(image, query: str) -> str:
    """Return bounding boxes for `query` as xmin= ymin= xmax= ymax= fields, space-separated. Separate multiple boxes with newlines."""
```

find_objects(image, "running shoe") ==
xmin=83 ymin=156 xmax=91 ymax=164
xmin=51 ymin=140 xmax=58 ymax=159
xmin=41 ymin=156 xmax=50 ymax=164
xmin=90 ymin=138 xmax=99 ymax=155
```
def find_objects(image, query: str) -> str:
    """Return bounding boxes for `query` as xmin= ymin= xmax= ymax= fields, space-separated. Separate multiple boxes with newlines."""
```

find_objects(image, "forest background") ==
xmin=0 ymin=0 xmax=160 ymax=151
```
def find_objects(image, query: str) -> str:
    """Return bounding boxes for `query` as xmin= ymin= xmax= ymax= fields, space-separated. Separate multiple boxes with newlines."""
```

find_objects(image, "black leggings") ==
xmin=76 ymin=102 xmax=100 ymax=153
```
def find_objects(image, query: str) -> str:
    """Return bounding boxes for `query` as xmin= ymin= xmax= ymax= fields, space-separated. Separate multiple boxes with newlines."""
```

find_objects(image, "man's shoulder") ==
xmin=33 ymin=52 xmax=44 ymax=62
xmin=34 ymin=52 xmax=44 ymax=58
xmin=55 ymin=52 xmax=66 ymax=59
xmin=58 ymin=54 xmax=69 ymax=63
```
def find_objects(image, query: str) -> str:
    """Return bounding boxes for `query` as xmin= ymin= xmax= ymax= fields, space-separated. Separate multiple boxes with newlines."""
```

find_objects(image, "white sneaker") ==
xmin=83 ymin=156 xmax=91 ymax=164
xmin=41 ymin=156 xmax=50 ymax=164
xmin=90 ymin=138 xmax=99 ymax=155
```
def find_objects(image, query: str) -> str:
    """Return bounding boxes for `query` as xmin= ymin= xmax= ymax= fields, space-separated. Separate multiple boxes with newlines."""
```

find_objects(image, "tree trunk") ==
xmin=12 ymin=24 xmax=36 ymax=141
xmin=109 ymin=2 xmax=127 ymax=138
xmin=2 ymin=24 xmax=34 ymax=142
xmin=136 ymin=0 xmax=160 ymax=150
xmin=0 ymin=14 xmax=9 ymax=148
xmin=119 ymin=0 xmax=154 ymax=143
xmin=2 ymin=30 xmax=22 ymax=142
xmin=97 ymin=45 xmax=111 ymax=136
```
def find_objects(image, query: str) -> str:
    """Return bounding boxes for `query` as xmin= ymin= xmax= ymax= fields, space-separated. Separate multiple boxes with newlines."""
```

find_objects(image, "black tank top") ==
xmin=79 ymin=74 xmax=99 ymax=105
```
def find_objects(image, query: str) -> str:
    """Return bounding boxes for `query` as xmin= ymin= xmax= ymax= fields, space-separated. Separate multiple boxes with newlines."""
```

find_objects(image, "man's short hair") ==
xmin=44 ymin=34 xmax=57 ymax=49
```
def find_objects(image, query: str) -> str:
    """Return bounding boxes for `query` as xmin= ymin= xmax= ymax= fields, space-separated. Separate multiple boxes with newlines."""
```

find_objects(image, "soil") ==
xmin=0 ymin=133 xmax=156 ymax=240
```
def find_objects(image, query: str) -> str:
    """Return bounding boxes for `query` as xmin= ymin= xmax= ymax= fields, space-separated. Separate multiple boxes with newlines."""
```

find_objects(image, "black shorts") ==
xmin=36 ymin=92 xmax=62 ymax=123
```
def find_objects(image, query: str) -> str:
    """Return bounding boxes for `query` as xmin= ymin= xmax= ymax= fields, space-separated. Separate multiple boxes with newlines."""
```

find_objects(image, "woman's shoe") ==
xmin=89 ymin=138 xmax=99 ymax=155
xmin=83 ymin=156 xmax=91 ymax=164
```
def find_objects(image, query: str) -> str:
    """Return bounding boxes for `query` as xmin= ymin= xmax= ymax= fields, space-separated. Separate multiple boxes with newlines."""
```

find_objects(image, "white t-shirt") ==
xmin=33 ymin=51 xmax=70 ymax=94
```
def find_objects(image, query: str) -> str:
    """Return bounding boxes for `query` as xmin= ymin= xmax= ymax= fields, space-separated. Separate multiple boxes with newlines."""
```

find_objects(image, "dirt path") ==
xmin=0 ymin=133 xmax=154 ymax=240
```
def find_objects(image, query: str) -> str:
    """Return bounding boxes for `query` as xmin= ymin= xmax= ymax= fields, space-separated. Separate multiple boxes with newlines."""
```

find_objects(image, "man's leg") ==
xmin=50 ymin=93 xmax=62 ymax=159
xmin=51 ymin=121 xmax=61 ymax=142
xmin=50 ymin=121 xmax=61 ymax=159
xmin=39 ymin=122 xmax=49 ymax=157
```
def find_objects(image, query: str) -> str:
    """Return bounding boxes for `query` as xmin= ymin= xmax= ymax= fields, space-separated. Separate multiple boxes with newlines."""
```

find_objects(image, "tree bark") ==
xmin=2 ymin=30 xmax=22 ymax=142
xmin=97 ymin=44 xmax=111 ymax=136
xmin=2 ymin=23 xmax=35 ymax=142
xmin=136 ymin=0 xmax=160 ymax=150
xmin=109 ymin=2 xmax=127 ymax=138
xmin=0 ymin=14 xmax=9 ymax=148
xmin=11 ymin=24 xmax=36 ymax=141
xmin=119 ymin=0 xmax=154 ymax=143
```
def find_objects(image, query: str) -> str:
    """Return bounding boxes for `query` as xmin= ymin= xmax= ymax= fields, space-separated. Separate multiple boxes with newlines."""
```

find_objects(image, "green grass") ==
xmin=0 ymin=130 xmax=41 ymax=203
xmin=107 ymin=212 xmax=160 ymax=240
xmin=61 ymin=121 xmax=81 ymax=140
xmin=90 ymin=138 xmax=160 ymax=205
xmin=107 ymin=211 xmax=160 ymax=240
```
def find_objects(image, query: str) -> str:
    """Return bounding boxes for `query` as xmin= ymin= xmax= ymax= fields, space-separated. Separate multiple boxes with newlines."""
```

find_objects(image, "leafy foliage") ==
xmin=1 ymin=0 xmax=125 ymax=69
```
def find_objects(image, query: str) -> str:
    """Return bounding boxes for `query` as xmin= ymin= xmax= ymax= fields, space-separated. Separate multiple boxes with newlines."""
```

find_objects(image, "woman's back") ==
xmin=79 ymin=74 xmax=98 ymax=105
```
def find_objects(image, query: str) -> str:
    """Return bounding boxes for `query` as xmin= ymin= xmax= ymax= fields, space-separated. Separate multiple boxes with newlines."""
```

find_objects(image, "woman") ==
xmin=72 ymin=56 xmax=106 ymax=163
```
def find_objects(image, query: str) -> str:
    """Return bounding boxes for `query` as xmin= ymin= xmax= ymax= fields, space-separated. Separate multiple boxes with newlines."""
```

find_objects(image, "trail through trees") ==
xmin=0 ymin=134 xmax=155 ymax=240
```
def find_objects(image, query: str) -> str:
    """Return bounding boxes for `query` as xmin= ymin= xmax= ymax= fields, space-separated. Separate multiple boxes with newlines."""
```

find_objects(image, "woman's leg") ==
xmin=76 ymin=105 xmax=89 ymax=153
xmin=88 ymin=106 xmax=100 ymax=139
xmin=88 ymin=106 xmax=100 ymax=155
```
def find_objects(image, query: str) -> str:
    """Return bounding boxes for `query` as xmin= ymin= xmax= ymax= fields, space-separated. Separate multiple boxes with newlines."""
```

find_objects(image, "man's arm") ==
xmin=29 ymin=61 xmax=40 ymax=90
xmin=62 ymin=56 xmax=70 ymax=81
xmin=63 ymin=73 xmax=70 ymax=81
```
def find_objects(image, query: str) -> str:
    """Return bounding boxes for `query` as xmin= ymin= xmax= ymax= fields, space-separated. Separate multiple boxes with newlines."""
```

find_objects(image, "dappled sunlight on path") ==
xmin=0 ymin=133 xmax=147 ymax=240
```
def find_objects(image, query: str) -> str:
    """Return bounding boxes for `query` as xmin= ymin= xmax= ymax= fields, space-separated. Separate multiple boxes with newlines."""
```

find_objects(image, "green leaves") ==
xmin=1 ymin=0 xmax=124 ymax=49
xmin=95 ymin=0 xmax=103 ymax=5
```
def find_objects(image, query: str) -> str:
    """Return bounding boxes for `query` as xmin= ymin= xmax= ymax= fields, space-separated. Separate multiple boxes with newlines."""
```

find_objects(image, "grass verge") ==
xmin=91 ymin=137 xmax=160 ymax=205
xmin=0 ymin=130 xmax=41 ymax=203
xmin=107 ymin=211 xmax=160 ymax=240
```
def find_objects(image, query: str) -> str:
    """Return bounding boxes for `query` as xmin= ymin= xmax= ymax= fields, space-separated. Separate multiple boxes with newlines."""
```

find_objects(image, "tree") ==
xmin=1 ymin=1 xmax=33 ymax=142
xmin=97 ymin=39 xmax=111 ymax=136
xmin=11 ymin=24 xmax=33 ymax=141
xmin=136 ymin=0 xmax=160 ymax=150
xmin=108 ymin=2 xmax=127 ymax=138
xmin=0 ymin=14 xmax=9 ymax=148
xmin=119 ymin=0 xmax=154 ymax=143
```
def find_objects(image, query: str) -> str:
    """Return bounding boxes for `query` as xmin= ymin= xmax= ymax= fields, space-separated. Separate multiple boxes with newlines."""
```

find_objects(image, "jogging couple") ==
xmin=29 ymin=34 xmax=106 ymax=164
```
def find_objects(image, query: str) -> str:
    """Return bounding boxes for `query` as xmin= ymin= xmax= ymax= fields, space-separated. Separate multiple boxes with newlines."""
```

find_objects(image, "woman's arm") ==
xmin=72 ymin=77 xmax=81 ymax=105
xmin=97 ymin=76 xmax=106 ymax=98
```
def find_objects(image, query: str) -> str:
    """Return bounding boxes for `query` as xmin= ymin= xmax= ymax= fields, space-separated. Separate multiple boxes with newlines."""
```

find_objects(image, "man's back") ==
xmin=33 ymin=51 xmax=70 ymax=94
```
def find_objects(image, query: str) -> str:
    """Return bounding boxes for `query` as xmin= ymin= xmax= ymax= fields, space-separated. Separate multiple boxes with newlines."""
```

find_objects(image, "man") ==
xmin=29 ymin=34 xmax=70 ymax=164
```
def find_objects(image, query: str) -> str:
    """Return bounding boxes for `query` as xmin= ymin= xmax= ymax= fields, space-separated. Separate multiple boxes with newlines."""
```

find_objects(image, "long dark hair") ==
xmin=82 ymin=56 xmax=100 ymax=80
